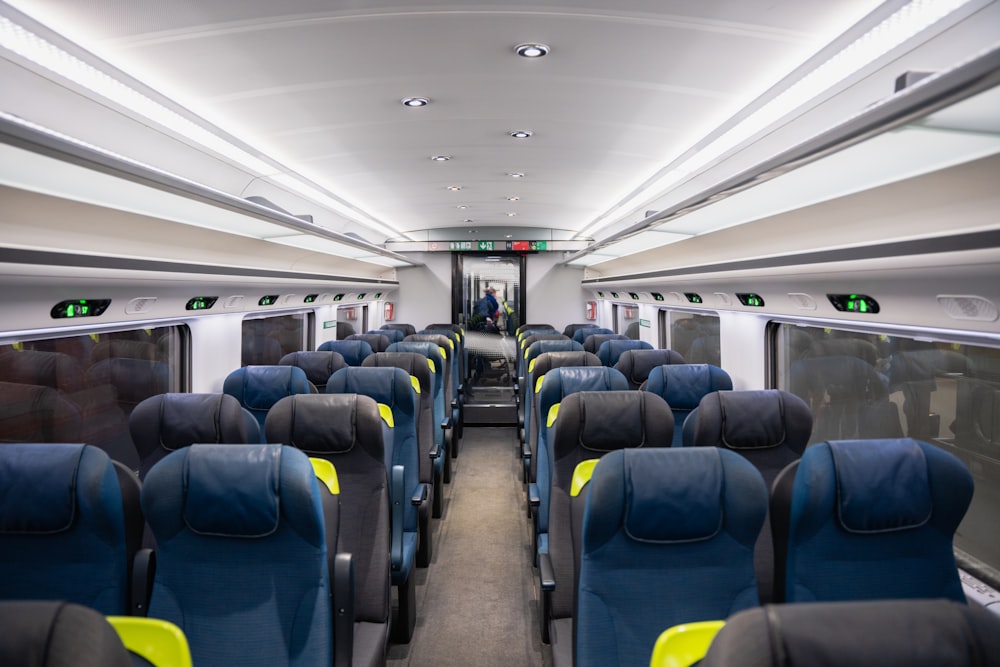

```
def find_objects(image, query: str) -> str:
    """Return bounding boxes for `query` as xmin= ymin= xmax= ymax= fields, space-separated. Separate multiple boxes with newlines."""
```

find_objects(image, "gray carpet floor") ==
xmin=387 ymin=426 xmax=552 ymax=666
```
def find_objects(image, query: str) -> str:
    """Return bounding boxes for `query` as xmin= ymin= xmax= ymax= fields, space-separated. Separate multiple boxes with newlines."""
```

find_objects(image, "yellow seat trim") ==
xmin=378 ymin=403 xmax=395 ymax=428
xmin=535 ymin=374 xmax=546 ymax=394
xmin=446 ymin=339 xmax=454 ymax=350
xmin=309 ymin=458 xmax=340 ymax=495
xmin=528 ymin=358 xmax=537 ymax=373
xmin=427 ymin=358 xmax=436 ymax=373
xmin=570 ymin=459 xmax=600 ymax=497
xmin=649 ymin=620 xmax=725 ymax=667
xmin=106 ymin=617 xmax=193 ymax=667
xmin=438 ymin=345 xmax=448 ymax=360
xmin=547 ymin=403 xmax=561 ymax=428
xmin=524 ymin=347 xmax=531 ymax=360
xmin=410 ymin=375 xmax=421 ymax=393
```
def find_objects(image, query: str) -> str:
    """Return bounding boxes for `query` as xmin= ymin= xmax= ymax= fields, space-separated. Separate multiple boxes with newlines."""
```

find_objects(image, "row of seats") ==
xmin=0 ymin=322 xmax=471 ymax=666
xmin=511 ymin=324 xmax=979 ymax=667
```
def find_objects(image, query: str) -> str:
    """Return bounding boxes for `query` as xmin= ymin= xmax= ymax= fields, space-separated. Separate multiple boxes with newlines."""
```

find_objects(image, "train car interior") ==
xmin=1 ymin=1 xmax=1000 ymax=665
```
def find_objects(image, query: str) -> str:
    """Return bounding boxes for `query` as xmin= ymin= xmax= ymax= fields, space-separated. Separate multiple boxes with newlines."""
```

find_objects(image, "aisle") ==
xmin=387 ymin=426 xmax=552 ymax=666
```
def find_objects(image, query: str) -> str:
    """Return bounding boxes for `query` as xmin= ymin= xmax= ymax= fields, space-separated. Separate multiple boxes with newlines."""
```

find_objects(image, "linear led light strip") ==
xmin=577 ymin=0 xmax=975 ymax=240
xmin=0 ymin=15 xmax=407 ymax=240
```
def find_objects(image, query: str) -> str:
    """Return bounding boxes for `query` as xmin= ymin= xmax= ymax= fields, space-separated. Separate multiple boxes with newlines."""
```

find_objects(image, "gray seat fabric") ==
xmin=701 ymin=599 xmax=1000 ymax=667
xmin=613 ymin=348 xmax=686 ymax=390
xmin=0 ymin=600 xmax=132 ymax=667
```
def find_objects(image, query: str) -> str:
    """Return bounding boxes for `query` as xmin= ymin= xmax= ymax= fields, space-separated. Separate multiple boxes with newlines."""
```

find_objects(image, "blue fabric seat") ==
xmin=613 ymin=348 xmax=686 ymax=390
xmin=381 ymin=323 xmax=417 ymax=338
xmin=771 ymin=437 xmax=974 ymax=604
xmin=576 ymin=448 xmax=767 ymax=667
xmin=266 ymin=394 xmax=392 ymax=667
xmin=365 ymin=350 xmax=440 ymax=561
xmin=279 ymin=350 xmax=347 ymax=392
xmin=404 ymin=333 xmax=457 ymax=459
xmin=521 ymin=340 xmax=585 ymax=453
xmin=391 ymin=340 xmax=452 ymax=484
xmin=372 ymin=328 xmax=405 ymax=344
xmin=129 ymin=392 xmax=259 ymax=478
xmin=642 ymin=364 xmax=732 ymax=445
xmin=581 ymin=333 xmax=629 ymax=355
xmin=571 ymin=327 xmax=614 ymax=345
xmin=595 ymin=338 xmax=652 ymax=367
xmin=318 ymin=339 xmax=374 ymax=366
xmin=325 ymin=366 xmax=427 ymax=643
xmin=701 ymin=599 xmax=1000 ymax=667
xmin=142 ymin=444 xmax=335 ymax=666
xmin=0 ymin=443 xmax=140 ymax=616
xmin=540 ymin=391 xmax=674 ymax=659
xmin=222 ymin=365 xmax=313 ymax=440
xmin=523 ymin=350 xmax=602 ymax=485
xmin=531 ymin=366 xmax=628 ymax=558
xmin=419 ymin=328 xmax=464 ymax=441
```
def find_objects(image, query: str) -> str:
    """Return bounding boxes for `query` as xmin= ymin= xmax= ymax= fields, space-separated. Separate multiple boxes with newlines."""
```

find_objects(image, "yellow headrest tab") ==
xmin=410 ymin=375 xmax=421 ymax=394
xmin=378 ymin=403 xmax=394 ymax=428
xmin=535 ymin=374 xmax=546 ymax=394
xmin=310 ymin=458 xmax=340 ymax=495
xmin=649 ymin=621 xmax=726 ymax=667
xmin=428 ymin=358 xmax=436 ymax=373
xmin=438 ymin=346 xmax=448 ymax=359
xmin=106 ymin=617 xmax=193 ymax=667
xmin=547 ymin=403 xmax=561 ymax=428
xmin=570 ymin=459 xmax=600 ymax=497
xmin=528 ymin=358 xmax=537 ymax=374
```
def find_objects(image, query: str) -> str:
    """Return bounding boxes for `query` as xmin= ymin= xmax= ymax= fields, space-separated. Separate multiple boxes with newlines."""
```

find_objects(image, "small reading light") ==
xmin=457 ymin=204 xmax=469 ymax=209
xmin=506 ymin=196 xmax=520 ymax=201
xmin=508 ymin=172 xmax=525 ymax=178
xmin=430 ymin=155 xmax=451 ymax=161
xmin=447 ymin=185 xmax=462 ymax=191
xmin=509 ymin=130 xmax=533 ymax=139
xmin=515 ymin=43 xmax=550 ymax=58
xmin=401 ymin=97 xmax=429 ymax=107
xmin=506 ymin=212 xmax=517 ymax=217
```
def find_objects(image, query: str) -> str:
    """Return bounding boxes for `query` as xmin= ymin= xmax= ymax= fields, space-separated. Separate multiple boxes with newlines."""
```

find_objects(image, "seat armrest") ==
xmin=528 ymin=482 xmax=540 ymax=508
xmin=411 ymin=482 xmax=429 ymax=506
xmin=440 ymin=418 xmax=453 ymax=431
xmin=333 ymin=552 xmax=355 ymax=667
xmin=391 ymin=465 xmax=404 ymax=572
xmin=130 ymin=548 xmax=155 ymax=617
xmin=538 ymin=552 xmax=556 ymax=592
xmin=429 ymin=441 xmax=441 ymax=459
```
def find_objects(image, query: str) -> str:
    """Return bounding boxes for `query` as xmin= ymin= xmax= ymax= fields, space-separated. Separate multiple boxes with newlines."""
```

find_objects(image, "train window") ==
xmin=616 ymin=303 xmax=641 ymax=340
xmin=773 ymin=322 xmax=1000 ymax=574
xmin=0 ymin=326 xmax=187 ymax=471
xmin=665 ymin=311 xmax=720 ymax=364
xmin=241 ymin=313 xmax=312 ymax=366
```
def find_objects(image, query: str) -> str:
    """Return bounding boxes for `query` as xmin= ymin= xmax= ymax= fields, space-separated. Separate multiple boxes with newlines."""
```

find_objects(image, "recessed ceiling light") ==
xmin=515 ymin=43 xmax=550 ymax=58
xmin=447 ymin=185 xmax=462 ymax=191
xmin=505 ymin=234 xmax=514 ymax=239
xmin=506 ymin=196 xmax=520 ymax=201
xmin=430 ymin=155 xmax=451 ymax=161
xmin=509 ymin=130 xmax=533 ymax=139
xmin=401 ymin=97 xmax=429 ymax=107
xmin=508 ymin=172 xmax=525 ymax=179
xmin=506 ymin=212 xmax=517 ymax=217
xmin=457 ymin=204 xmax=469 ymax=210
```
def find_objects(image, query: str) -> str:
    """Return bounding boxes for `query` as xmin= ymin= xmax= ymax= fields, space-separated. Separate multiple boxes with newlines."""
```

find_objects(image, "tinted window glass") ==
xmin=0 ymin=326 xmax=187 ymax=470
xmin=774 ymin=323 xmax=1000 ymax=571
xmin=241 ymin=313 xmax=311 ymax=365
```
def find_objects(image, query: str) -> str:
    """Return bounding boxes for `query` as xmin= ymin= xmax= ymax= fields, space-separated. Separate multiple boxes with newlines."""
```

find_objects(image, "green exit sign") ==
xmin=640 ymin=319 xmax=651 ymax=328
xmin=478 ymin=241 xmax=494 ymax=251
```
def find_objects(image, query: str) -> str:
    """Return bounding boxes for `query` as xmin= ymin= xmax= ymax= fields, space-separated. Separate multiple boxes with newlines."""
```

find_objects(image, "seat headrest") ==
xmin=267 ymin=394 xmax=384 ymax=460
xmin=326 ymin=366 xmax=414 ymax=413
xmin=233 ymin=366 xmax=311 ymax=410
xmin=134 ymin=393 xmax=251 ymax=452
xmin=829 ymin=439 xmax=933 ymax=533
xmin=0 ymin=443 xmax=88 ymax=534
xmin=182 ymin=445 xmax=282 ymax=537
xmin=566 ymin=391 xmax=659 ymax=452
xmin=526 ymin=339 xmax=584 ymax=360
xmin=685 ymin=389 xmax=812 ymax=453
xmin=546 ymin=366 xmax=628 ymax=396
xmin=647 ymin=364 xmax=732 ymax=409
xmin=614 ymin=349 xmax=686 ymax=386
xmin=317 ymin=340 xmax=373 ymax=365
xmin=279 ymin=351 xmax=346 ymax=387
xmin=623 ymin=447 xmax=724 ymax=543
xmin=532 ymin=351 xmax=601 ymax=377
xmin=0 ymin=601 xmax=133 ymax=667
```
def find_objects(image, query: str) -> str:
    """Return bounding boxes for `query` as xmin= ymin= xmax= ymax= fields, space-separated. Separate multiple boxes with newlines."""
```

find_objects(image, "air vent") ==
xmin=126 ymin=297 xmax=157 ymax=314
xmin=224 ymin=295 xmax=245 ymax=309
xmin=714 ymin=292 xmax=732 ymax=306
xmin=666 ymin=292 xmax=684 ymax=304
xmin=787 ymin=293 xmax=817 ymax=310
xmin=281 ymin=294 xmax=299 ymax=305
xmin=937 ymin=295 xmax=999 ymax=322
